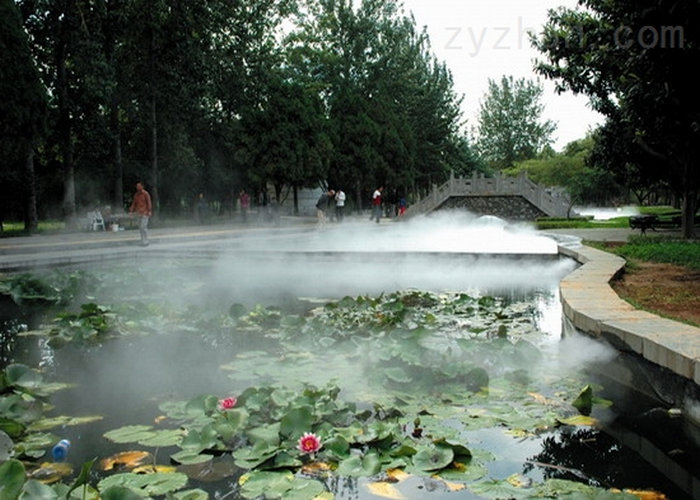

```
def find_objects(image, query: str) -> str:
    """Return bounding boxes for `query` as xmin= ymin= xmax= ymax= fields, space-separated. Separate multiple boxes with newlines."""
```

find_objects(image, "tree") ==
xmin=474 ymin=75 xmax=556 ymax=171
xmin=532 ymin=0 xmax=700 ymax=237
xmin=506 ymin=135 xmax=625 ymax=213
xmin=0 ymin=0 xmax=46 ymax=232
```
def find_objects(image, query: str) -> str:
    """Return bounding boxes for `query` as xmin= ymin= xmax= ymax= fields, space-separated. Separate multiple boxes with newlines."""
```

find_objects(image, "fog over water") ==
xmin=24 ymin=210 xmax=700 ymax=500
xmin=205 ymin=212 xmax=577 ymax=307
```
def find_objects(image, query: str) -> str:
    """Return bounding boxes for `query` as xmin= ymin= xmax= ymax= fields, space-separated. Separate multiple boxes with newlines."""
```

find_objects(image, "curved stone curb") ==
xmin=558 ymin=244 xmax=700 ymax=387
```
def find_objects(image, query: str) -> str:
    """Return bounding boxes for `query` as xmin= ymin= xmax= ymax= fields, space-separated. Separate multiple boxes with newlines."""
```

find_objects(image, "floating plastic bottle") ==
xmin=51 ymin=439 xmax=71 ymax=462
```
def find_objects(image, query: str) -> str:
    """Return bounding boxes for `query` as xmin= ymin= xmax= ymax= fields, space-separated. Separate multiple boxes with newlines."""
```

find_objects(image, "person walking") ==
xmin=371 ymin=186 xmax=383 ymax=223
xmin=239 ymin=190 xmax=250 ymax=222
xmin=316 ymin=189 xmax=335 ymax=229
xmin=129 ymin=181 xmax=152 ymax=246
xmin=335 ymin=189 xmax=346 ymax=222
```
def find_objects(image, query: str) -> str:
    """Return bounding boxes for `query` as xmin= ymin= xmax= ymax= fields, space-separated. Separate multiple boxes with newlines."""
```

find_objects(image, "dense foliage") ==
xmin=532 ymin=0 xmax=700 ymax=237
xmin=1 ymin=0 xmax=478 ymax=228
xmin=474 ymin=76 xmax=556 ymax=171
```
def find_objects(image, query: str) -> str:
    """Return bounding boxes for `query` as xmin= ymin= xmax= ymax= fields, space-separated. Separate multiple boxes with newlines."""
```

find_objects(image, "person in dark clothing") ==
xmin=316 ymin=189 xmax=335 ymax=228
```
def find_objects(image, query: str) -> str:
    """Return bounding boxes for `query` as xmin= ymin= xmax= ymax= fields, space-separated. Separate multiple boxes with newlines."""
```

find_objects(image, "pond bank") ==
xmin=557 ymin=241 xmax=700 ymax=426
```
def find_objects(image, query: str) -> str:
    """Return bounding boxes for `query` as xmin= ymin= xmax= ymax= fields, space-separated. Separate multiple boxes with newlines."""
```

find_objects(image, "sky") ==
xmin=401 ymin=0 xmax=604 ymax=151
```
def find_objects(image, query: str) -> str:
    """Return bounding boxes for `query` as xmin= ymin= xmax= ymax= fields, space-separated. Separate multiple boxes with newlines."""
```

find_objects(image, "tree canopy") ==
xmin=532 ymin=0 xmax=699 ymax=237
xmin=2 ymin=0 xmax=479 ymax=229
xmin=473 ymin=75 xmax=556 ymax=171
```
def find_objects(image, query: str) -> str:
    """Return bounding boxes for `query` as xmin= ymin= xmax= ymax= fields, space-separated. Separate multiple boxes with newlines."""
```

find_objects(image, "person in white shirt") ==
xmin=335 ymin=189 xmax=346 ymax=222
xmin=371 ymin=186 xmax=383 ymax=223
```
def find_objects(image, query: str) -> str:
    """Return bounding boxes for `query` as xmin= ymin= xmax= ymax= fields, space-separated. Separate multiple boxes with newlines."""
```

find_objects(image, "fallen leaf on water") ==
xmin=300 ymin=461 xmax=333 ymax=476
xmin=386 ymin=468 xmax=410 ymax=482
xmin=29 ymin=462 xmax=73 ymax=484
xmin=100 ymin=450 xmax=152 ymax=470
xmin=366 ymin=481 xmax=405 ymax=499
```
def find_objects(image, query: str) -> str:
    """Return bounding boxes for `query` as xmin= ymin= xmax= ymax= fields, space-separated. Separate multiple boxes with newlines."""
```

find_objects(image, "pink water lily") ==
xmin=297 ymin=432 xmax=322 ymax=455
xmin=218 ymin=397 xmax=237 ymax=411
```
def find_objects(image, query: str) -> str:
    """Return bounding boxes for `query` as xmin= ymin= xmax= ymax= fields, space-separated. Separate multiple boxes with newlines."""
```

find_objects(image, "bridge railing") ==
xmin=404 ymin=171 xmax=570 ymax=218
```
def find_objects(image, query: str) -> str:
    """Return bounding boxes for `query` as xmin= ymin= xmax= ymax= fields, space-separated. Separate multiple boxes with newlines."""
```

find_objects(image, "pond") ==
xmin=1 ymin=214 xmax=698 ymax=499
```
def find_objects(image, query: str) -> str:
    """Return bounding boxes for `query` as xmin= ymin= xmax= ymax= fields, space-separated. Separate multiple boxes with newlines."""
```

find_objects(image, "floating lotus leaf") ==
xmin=170 ymin=449 xmax=214 ymax=465
xmin=5 ymin=363 xmax=44 ymax=389
xmin=557 ymin=415 xmax=598 ymax=427
xmin=97 ymin=471 xmax=189 ymax=496
xmin=100 ymin=451 xmax=152 ymax=471
xmin=238 ymin=470 xmax=294 ymax=498
xmin=137 ymin=428 xmax=184 ymax=447
xmin=246 ymin=422 xmax=281 ymax=447
xmin=28 ymin=415 xmax=104 ymax=432
xmin=534 ymin=478 xmax=638 ymax=498
xmin=232 ymin=440 xmax=280 ymax=469
xmin=412 ymin=445 xmax=454 ymax=472
xmin=170 ymin=488 xmax=209 ymax=500
xmin=0 ymin=459 xmax=26 ymax=498
xmin=0 ymin=430 xmax=13 ymax=461
xmin=213 ymin=410 xmax=247 ymax=441
xmin=0 ymin=417 xmax=25 ymax=438
xmin=131 ymin=464 xmax=177 ymax=474
xmin=104 ymin=425 xmax=155 ymax=444
xmin=280 ymin=406 xmax=313 ymax=438
xmin=572 ymin=384 xmax=594 ymax=414
xmin=468 ymin=479 xmax=525 ymax=498
xmin=321 ymin=435 xmax=350 ymax=458
xmin=335 ymin=452 xmax=381 ymax=477
xmin=177 ymin=456 xmax=237 ymax=482
xmin=22 ymin=478 xmax=65 ymax=499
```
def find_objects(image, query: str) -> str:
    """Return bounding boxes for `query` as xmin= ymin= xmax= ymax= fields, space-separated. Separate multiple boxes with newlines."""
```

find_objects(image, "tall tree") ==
xmin=474 ymin=75 xmax=556 ymax=171
xmin=532 ymin=0 xmax=700 ymax=237
xmin=0 ymin=0 xmax=47 ymax=232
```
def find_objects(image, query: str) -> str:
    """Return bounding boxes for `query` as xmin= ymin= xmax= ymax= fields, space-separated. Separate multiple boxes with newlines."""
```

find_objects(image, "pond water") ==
xmin=1 ymin=214 xmax=699 ymax=499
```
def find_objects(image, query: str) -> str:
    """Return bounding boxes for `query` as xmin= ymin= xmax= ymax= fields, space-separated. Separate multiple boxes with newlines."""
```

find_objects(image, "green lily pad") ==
xmin=28 ymin=415 xmax=104 ymax=432
xmin=335 ymin=452 xmax=381 ymax=477
xmin=0 ymin=459 xmax=26 ymax=499
xmin=104 ymin=425 xmax=155 ymax=444
xmin=97 ymin=471 xmax=189 ymax=496
xmin=412 ymin=445 xmax=454 ymax=471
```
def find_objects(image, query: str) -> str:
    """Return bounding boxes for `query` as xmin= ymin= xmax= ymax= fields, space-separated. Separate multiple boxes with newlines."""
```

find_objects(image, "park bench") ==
xmin=629 ymin=213 xmax=681 ymax=234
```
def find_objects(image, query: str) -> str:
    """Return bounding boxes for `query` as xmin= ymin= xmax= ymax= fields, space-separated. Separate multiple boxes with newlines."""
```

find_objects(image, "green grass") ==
xmin=588 ymin=235 xmax=700 ymax=270
xmin=535 ymin=217 xmax=631 ymax=230
xmin=0 ymin=220 xmax=66 ymax=237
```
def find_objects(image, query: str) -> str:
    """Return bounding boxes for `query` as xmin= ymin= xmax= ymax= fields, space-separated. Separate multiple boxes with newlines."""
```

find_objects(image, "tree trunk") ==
xmin=680 ymin=161 xmax=696 ymax=239
xmin=112 ymin=117 xmax=124 ymax=211
xmin=56 ymin=19 xmax=76 ymax=222
xmin=148 ymin=26 xmax=158 ymax=217
xmin=681 ymin=188 xmax=696 ymax=239
xmin=24 ymin=141 xmax=38 ymax=233
xmin=149 ymin=93 xmax=158 ymax=216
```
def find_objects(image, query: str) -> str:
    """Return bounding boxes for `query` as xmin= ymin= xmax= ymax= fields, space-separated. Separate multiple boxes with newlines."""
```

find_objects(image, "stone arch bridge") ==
xmin=403 ymin=171 xmax=571 ymax=220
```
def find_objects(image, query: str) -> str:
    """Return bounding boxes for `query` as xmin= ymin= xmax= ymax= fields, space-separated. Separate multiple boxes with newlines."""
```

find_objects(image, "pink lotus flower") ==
xmin=297 ymin=432 xmax=322 ymax=455
xmin=218 ymin=397 xmax=237 ymax=411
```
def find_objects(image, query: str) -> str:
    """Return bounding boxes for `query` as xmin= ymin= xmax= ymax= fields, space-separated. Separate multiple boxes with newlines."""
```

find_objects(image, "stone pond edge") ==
xmin=558 ymin=244 xmax=700 ymax=388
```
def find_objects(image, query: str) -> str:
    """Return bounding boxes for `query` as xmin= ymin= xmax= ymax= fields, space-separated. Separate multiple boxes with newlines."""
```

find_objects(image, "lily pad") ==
xmin=97 ymin=471 xmax=189 ymax=496
xmin=412 ymin=445 xmax=454 ymax=472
